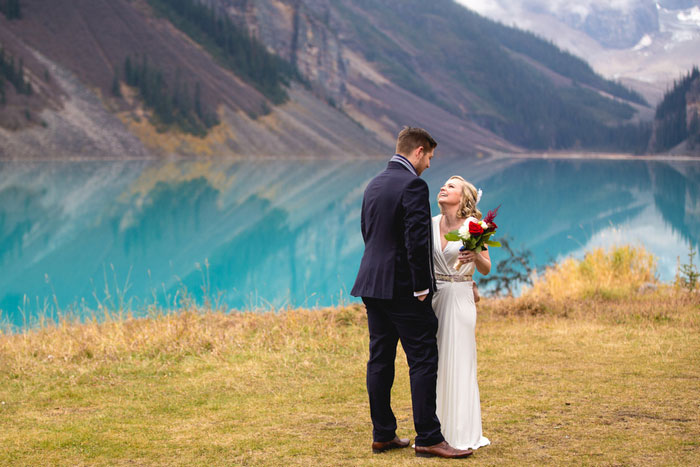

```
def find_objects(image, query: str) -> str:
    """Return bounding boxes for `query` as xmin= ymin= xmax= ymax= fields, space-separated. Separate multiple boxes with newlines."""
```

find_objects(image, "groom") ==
xmin=351 ymin=127 xmax=472 ymax=459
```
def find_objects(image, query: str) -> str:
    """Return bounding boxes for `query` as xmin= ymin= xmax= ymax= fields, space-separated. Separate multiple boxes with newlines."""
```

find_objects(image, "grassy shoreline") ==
xmin=1 ymin=247 xmax=699 ymax=465
xmin=1 ymin=292 xmax=698 ymax=465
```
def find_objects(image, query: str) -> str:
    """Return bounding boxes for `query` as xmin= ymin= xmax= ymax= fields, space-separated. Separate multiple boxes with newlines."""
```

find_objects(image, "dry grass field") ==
xmin=1 ymin=247 xmax=699 ymax=466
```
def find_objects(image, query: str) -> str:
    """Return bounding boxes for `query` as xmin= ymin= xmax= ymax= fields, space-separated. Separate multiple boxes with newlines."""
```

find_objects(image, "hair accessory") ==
xmin=476 ymin=188 xmax=483 ymax=204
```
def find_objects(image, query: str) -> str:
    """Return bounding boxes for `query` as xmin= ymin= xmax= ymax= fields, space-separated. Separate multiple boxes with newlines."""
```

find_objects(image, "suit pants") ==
xmin=363 ymin=296 xmax=444 ymax=447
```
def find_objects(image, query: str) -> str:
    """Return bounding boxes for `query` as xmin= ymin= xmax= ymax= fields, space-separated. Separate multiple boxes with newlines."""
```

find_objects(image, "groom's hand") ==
xmin=414 ymin=289 xmax=429 ymax=301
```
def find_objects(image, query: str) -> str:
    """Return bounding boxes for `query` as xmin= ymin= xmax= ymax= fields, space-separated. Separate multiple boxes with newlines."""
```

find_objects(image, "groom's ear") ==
xmin=413 ymin=146 xmax=425 ymax=159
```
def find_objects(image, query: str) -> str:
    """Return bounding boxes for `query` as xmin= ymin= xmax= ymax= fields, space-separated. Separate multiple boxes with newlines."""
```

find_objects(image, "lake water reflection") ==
xmin=1 ymin=156 xmax=698 ymax=329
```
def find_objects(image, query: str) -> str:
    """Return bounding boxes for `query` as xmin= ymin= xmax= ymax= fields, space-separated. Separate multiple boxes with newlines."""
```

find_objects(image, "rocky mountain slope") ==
xmin=0 ymin=0 xmax=396 ymax=159
xmin=0 ymin=0 xmax=651 ymax=159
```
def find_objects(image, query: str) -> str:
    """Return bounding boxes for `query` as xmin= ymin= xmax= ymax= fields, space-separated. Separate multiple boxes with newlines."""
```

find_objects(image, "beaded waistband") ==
xmin=435 ymin=273 xmax=473 ymax=283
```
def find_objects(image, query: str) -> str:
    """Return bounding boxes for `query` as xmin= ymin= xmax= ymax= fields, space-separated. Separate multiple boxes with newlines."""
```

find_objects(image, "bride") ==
xmin=432 ymin=175 xmax=491 ymax=451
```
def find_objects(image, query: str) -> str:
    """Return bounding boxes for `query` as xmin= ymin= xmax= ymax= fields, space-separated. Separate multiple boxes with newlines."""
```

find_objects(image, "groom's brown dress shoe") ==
xmin=415 ymin=441 xmax=473 ymax=458
xmin=371 ymin=437 xmax=411 ymax=454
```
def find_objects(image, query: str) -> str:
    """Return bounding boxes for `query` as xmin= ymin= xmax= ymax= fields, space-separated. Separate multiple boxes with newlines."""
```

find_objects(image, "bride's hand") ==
xmin=458 ymin=250 xmax=476 ymax=264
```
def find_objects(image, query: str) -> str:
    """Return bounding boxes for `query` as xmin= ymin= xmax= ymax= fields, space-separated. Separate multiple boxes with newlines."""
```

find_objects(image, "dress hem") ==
xmin=453 ymin=437 xmax=490 ymax=451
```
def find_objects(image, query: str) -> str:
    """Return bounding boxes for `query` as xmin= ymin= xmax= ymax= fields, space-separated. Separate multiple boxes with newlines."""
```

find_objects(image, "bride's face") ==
xmin=438 ymin=179 xmax=462 ymax=207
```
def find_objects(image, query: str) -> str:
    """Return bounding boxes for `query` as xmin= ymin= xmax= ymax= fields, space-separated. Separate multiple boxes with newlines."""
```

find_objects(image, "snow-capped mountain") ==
xmin=456 ymin=0 xmax=700 ymax=104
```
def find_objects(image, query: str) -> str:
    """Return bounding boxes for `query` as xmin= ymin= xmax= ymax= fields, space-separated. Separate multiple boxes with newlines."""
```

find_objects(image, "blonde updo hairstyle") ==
xmin=439 ymin=175 xmax=482 ymax=220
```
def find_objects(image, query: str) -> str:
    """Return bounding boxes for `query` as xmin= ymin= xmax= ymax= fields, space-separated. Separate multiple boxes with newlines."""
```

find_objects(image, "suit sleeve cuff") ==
xmin=414 ymin=289 xmax=429 ymax=297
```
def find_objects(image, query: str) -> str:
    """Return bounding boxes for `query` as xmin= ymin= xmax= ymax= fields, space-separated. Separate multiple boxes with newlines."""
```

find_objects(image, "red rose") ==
xmin=487 ymin=222 xmax=498 ymax=231
xmin=468 ymin=221 xmax=484 ymax=235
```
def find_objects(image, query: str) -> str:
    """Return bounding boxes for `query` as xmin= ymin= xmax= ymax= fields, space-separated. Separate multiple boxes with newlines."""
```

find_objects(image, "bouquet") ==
xmin=444 ymin=205 xmax=501 ymax=270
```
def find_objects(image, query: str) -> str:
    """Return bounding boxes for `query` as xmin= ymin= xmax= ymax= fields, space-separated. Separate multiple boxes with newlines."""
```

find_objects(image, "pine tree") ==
xmin=688 ymin=112 xmax=700 ymax=150
xmin=1 ymin=0 xmax=21 ymax=20
xmin=194 ymin=82 xmax=202 ymax=120
xmin=124 ymin=56 xmax=133 ymax=85
xmin=17 ymin=58 xmax=24 ymax=85
xmin=111 ymin=71 xmax=121 ymax=97
xmin=678 ymin=245 xmax=700 ymax=291
xmin=8 ymin=0 xmax=21 ymax=19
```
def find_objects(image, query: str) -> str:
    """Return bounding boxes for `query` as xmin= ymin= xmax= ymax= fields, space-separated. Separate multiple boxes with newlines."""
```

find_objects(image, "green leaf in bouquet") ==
xmin=486 ymin=240 xmax=501 ymax=247
xmin=444 ymin=231 xmax=461 ymax=242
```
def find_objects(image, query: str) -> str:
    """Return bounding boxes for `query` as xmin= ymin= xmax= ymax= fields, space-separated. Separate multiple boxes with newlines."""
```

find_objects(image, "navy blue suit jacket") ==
xmin=351 ymin=160 xmax=435 ymax=299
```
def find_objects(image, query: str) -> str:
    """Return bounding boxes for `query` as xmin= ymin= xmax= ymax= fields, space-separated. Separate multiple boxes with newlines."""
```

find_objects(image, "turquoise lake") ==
xmin=1 ymin=156 xmax=698 ymax=329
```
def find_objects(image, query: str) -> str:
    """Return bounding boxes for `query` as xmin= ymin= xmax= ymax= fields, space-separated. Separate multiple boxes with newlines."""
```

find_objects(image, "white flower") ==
xmin=479 ymin=220 xmax=488 ymax=229
xmin=458 ymin=223 xmax=470 ymax=239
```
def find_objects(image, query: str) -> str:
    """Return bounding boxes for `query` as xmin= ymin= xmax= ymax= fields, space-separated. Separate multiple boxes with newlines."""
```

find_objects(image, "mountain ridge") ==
xmin=0 ymin=0 xmax=655 ymax=159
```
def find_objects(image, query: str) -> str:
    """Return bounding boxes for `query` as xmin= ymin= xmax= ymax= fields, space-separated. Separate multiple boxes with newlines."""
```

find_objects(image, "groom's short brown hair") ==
xmin=396 ymin=126 xmax=437 ymax=156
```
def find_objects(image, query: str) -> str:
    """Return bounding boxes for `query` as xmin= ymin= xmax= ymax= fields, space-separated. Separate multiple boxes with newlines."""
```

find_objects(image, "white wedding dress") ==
xmin=432 ymin=215 xmax=490 ymax=451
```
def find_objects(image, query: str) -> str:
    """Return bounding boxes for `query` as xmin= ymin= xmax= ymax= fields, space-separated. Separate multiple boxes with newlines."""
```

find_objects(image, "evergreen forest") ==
xmin=146 ymin=0 xmax=299 ymax=105
xmin=0 ymin=46 xmax=32 ymax=105
xmin=0 ymin=0 xmax=21 ymax=20
xmin=652 ymin=67 xmax=700 ymax=152
xmin=121 ymin=55 xmax=219 ymax=137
